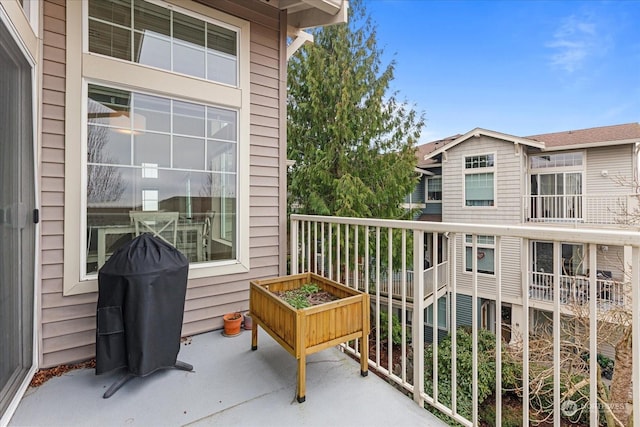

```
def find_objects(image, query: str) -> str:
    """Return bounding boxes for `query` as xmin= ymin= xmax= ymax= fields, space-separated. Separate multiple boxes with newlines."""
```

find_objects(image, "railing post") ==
xmin=552 ymin=241 xmax=561 ymax=427
xmin=413 ymin=229 xmax=424 ymax=406
xmin=588 ymin=244 xmax=598 ymax=426
xmin=291 ymin=218 xmax=298 ymax=275
xmin=632 ymin=246 xmax=640 ymax=427
xmin=520 ymin=237 xmax=530 ymax=426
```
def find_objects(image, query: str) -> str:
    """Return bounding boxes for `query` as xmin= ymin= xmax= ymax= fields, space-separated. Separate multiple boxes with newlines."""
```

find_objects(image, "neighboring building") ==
xmin=414 ymin=123 xmax=640 ymax=343
xmin=0 ymin=0 xmax=348 ymax=423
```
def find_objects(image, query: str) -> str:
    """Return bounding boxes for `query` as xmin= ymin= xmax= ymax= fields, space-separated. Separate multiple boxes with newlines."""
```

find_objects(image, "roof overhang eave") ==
xmin=424 ymin=128 xmax=545 ymax=160
xmin=540 ymin=137 xmax=640 ymax=152
xmin=415 ymin=167 xmax=434 ymax=176
xmin=271 ymin=0 xmax=349 ymax=30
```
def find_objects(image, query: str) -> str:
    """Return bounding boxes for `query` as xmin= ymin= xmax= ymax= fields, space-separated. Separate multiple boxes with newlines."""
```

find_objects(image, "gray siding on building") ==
xmin=596 ymin=244 xmax=625 ymax=281
xmin=586 ymin=145 xmax=634 ymax=195
xmin=442 ymin=136 xmax=524 ymax=224
xmin=423 ymin=203 xmax=442 ymax=215
xmin=39 ymin=0 xmax=285 ymax=367
xmin=424 ymin=324 xmax=448 ymax=345
xmin=451 ymin=232 xmax=522 ymax=302
xmin=408 ymin=176 xmax=425 ymax=204
xmin=455 ymin=294 xmax=474 ymax=328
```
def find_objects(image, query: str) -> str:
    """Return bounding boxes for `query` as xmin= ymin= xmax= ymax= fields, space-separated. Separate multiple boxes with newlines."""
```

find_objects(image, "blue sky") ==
xmin=366 ymin=0 xmax=640 ymax=143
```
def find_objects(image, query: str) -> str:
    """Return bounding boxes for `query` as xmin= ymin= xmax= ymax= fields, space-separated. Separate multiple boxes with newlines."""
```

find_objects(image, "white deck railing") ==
xmin=530 ymin=272 xmax=626 ymax=308
xmin=340 ymin=262 xmax=449 ymax=303
xmin=291 ymin=214 xmax=640 ymax=427
xmin=524 ymin=194 xmax=638 ymax=225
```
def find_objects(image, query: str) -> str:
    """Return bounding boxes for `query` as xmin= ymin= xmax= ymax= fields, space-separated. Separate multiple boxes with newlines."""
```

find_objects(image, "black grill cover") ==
xmin=95 ymin=233 xmax=189 ymax=376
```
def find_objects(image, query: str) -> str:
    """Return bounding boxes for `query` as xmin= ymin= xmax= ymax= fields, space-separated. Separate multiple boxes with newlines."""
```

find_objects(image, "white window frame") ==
xmin=63 ymin=0 xmax=250 ymax=295
xmin=425 ymin=175 xmax=442 ymax=203
xmin=0 ymin=1 xmax=38 ymax=60
xmin=529 ymin=151 xmax=584 ymax=170
xmin=464 ymin=234 xmax=496 ymax=276
xmin=462 ymin=152 xmax=496 ymax=208
xmin=528 ymin=151 xmax=585 ymax=194
xmin=528 ymin=151 xmax=586 ymax=221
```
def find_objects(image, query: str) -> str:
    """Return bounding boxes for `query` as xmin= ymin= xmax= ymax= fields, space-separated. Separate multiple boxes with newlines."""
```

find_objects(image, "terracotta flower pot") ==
xmin=222 ymin=312 xmax=242 ymax=337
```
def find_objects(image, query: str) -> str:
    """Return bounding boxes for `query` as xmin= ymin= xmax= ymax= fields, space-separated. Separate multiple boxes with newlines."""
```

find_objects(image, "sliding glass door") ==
xmin=0 ymin=18 xmax=36 ymax=421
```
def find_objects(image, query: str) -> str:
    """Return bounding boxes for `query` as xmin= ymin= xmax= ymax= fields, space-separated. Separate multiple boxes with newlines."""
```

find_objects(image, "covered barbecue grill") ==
xmin=95 ymin=233 xmax=192 ymax=398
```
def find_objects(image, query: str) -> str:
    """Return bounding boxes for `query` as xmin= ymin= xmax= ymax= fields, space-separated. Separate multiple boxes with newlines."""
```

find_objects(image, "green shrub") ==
xmin=424 ymin=327 xmax=522 ymax=423
xmin=379 ymin=311 xmax=404 ymax=346
xmin=479 ymin=397 xmax=522 ymax=427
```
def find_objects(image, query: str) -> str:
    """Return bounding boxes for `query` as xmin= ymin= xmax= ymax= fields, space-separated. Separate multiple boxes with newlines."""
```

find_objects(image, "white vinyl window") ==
xmin=64 ymin=0 xmax=250 ymax=295
xmin=465 ymin=234 xmax=495 ymax=275
xmin=528 ymin=151 xmax=584 ymax=221
xmin=530 ymin=152 xmax=583 ymax=169
xmin=426 ymin=176 xmax=442 ymax=202
xmin=88 ymin=0 xmax=237 ymax=85
xmin=464 ymin=154 xmax=495 ymax=207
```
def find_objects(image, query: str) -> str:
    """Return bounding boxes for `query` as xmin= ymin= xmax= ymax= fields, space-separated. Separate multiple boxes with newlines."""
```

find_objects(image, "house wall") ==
xmin=442 ymin=136 xmax=524 ymax=224
xmin=597 ymin=244 xmax=626 ymax=281
xmin=586 ymin=145 xmax=634 ymax=195
xmin=408 ymin=176 xmax=425 ymax=204
xmin=452 ymin=234 xmax=522 ymax=302
xmin=441 ymin=136 xmax=524 ymax=302
xmin=39 ymin=0 xmax=285 ymax=367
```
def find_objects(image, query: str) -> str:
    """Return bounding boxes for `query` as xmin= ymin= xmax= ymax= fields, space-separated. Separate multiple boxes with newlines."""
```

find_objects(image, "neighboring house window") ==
xmin=529 ymin=152 xmax=584 ymax=221
xmin=64 ymin=0 xmax=250 ymax=294
xmin=426 ymin=295 xmax=448 ymax=329
xmin=532 ymin=241 xmax=585 ymax=276
xmin=530 ymin=152 xmax=582 ymax=169
xmin=465 ymin=235 xmax=495 ymax=275
xmin=426 ymin=176 xmax=442 ymax=201
xmin=464 ymin=154 xmax=495 ymax=207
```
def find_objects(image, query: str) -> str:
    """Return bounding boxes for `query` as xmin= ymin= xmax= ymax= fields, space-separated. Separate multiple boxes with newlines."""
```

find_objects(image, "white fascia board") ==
xmin=415 ymin=167 xmax=434 ymax=176
xmin=287 ymin=1 xmax=348 ymax=29
xmin=423 ymin=127 xmax=545 ymax=160
xmin=540 ymin=138 xmax=640 ymax=152
xmin=301 ymin=0 xmax=341 ymax=15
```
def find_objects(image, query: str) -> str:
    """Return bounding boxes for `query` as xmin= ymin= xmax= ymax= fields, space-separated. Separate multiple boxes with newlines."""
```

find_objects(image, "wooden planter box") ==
xmin=249 ymin=272 xmax=370 ymax=402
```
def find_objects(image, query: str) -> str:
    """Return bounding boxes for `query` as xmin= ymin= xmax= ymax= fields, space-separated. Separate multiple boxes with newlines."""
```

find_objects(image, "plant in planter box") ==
xmin=249 ymin=272 xmax=369 ymax=403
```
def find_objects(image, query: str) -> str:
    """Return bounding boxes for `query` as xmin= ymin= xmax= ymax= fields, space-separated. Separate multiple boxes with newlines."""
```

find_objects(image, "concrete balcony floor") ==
xmin=10 ymin=329 xmax=446 ymax=426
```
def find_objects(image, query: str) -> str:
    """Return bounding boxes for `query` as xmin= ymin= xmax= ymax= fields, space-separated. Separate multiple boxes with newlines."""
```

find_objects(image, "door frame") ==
xmin=0 ymin=4 xmax=40 ymax=425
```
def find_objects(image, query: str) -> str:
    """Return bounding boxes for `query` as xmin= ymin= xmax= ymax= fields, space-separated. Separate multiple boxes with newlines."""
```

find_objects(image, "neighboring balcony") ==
xmin=291 ymin=214 xmax=640 ymax=426
xmin=529 ymin=271 xmax=627 ymax=309
xmin=524 ymin=193 xmax=639 ymax=225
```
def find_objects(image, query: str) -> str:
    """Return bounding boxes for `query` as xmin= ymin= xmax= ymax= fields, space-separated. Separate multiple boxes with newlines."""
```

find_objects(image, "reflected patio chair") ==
xmin=129 ymin=211 xmax=179 ymax=247
xmin=202 ymin=211 xmax=215 ymax=260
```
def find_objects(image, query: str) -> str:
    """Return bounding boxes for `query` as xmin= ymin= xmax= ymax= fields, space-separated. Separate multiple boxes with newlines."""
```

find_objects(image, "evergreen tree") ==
xmin=287 ymin=0 xmax=424 ymax=219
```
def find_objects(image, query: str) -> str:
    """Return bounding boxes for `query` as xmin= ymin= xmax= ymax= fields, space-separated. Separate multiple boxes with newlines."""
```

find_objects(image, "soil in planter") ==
xmin=272 ymin=283 xmax=339 ymax=309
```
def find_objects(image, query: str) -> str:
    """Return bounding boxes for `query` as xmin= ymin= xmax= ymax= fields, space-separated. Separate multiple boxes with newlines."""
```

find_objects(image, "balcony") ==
xmin=530 ymin=271 xmax=627 ymax=309
xmin=11 ymin=215 xmax=640 ymax=426
xmin=291 ymin=214 xmax=640 ymax=426
xmin=524 ymin=194 xmax=639 ymax=225
xmin=10 ymin=329 xmax=446 ymax=426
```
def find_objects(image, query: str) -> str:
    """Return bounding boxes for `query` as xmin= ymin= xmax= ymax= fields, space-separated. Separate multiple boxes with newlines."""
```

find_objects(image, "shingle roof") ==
xmin=416 ymin=123 xmax=640 ymax=166
xmin=526 ymin=123 xmax=640 ymax=148
xmin=416 ymin=134 xmax=460 ymax=167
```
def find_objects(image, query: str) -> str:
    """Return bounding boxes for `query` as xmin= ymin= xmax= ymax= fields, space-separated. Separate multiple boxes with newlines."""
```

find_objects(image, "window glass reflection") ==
xmin=86 ymin=84 xmax=238 ymax=273
xmin=88 ymin=0 xmax=238 ymax=86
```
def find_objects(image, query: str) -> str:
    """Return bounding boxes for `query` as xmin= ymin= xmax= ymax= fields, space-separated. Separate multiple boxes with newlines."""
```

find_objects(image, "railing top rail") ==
xmin=291 ymin=214 xmax=640 ymax=247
